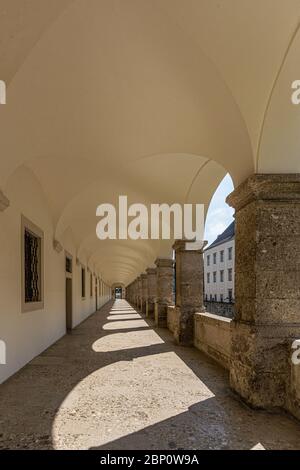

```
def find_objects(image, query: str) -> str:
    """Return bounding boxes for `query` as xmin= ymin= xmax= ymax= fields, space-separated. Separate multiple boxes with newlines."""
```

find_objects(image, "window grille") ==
xmin=24 ymin=229 xmax=41 ymax=303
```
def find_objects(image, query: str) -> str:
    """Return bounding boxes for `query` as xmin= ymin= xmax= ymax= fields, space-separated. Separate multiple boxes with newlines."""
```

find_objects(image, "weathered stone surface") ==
xmin=172 ymin=240 xmax=205 ymax=346
xmin=227 ymin=174 xmax=300 ymax=410
xmin=154 ymin=258 xmax=174 ymax=328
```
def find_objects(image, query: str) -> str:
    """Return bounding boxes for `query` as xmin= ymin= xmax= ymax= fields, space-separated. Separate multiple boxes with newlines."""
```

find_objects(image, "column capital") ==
xmin=155 ymin=258 xmax=174 ymax=268
xmin=141 ymin=273 xmax=147 ymax=280
xmin=172 ymin=239 xmax=207 ymax=253
xmin=227 ymin=174 xmax=300 ymax=212
xmin=0 ymin=190 xmax=9 ymax=212
xmin=146 ymin=267 xmax=156 ymax=275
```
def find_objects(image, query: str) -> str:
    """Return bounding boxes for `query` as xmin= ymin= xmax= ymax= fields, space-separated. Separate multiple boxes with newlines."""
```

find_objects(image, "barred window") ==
xmin=24 ymin=230 xmax=41 ymax=302
xmin=22 ymin=216 xmax=44 ymax=313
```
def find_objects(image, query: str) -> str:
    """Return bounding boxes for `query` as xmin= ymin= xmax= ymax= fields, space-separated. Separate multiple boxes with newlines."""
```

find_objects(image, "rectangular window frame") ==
xmin=21 ymin=215 xmax=44 ymax=313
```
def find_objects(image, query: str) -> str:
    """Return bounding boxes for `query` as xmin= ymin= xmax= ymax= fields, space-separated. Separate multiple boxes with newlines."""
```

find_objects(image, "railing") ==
xmin=204 ymin=301 xmax=235 ymax=319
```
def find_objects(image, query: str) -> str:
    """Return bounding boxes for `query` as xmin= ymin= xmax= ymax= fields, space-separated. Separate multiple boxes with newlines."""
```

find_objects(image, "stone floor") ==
xmin=0 ymin=299 xmax=300 ymax=450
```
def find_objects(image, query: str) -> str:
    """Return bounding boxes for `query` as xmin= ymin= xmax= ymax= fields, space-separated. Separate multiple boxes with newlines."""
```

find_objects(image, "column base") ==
xmin=174 ymin=306 xmax=202 ymax=346
xmin=146 ymin=300 xmax=155 ymax=319
xmin=230 ymin=321 xmax=300 ymax=409
xmin=154 ymin=302 xmax=168 ymax=328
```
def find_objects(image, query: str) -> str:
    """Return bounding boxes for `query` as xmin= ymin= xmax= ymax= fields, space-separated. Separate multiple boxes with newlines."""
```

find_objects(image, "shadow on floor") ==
xmin=0 ymin=300 xmax=299 ymax=450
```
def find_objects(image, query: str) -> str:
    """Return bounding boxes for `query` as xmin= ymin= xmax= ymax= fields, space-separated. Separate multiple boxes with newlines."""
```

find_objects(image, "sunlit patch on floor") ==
xmin=102 ymin=320 xmax=148 ymax=330
xmin=92 ymin=330 xmax=164 ymax=353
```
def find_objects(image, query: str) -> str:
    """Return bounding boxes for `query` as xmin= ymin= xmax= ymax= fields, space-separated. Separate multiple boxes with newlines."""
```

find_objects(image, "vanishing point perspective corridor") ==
xmin=0 ymin=299 xmax=299 ymax=451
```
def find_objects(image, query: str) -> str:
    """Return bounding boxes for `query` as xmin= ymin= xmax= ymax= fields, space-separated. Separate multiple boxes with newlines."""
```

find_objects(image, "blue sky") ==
xmin=204 ymin=174 xmax=234 ymax=246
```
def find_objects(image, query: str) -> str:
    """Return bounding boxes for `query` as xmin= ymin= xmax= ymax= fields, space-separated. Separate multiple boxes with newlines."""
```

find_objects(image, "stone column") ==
xmin=154 ymin=258 xmax=174 ymax=327
xmin=146 ymin=267 xmax=157 ymax=318
xmin=133 ymin=279 xmax=138 ymax=308
xmin=227 ymin=174 xmax=300 ymax=410
xmin=173 ymin=240 xmax=205 ymax=346
xmin=141 ymin=273 xmax=148 ymax=315
xmin=137 ymin=276 xmax=142 ymax=312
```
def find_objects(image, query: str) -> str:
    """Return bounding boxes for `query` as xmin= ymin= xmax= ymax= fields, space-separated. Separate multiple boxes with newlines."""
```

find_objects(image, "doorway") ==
xmin=95 ymin=282 xmax=98 ymax=311
xmin=66 ymin=277 xmax=72 ymax=332
xmin=65 ymin=255 xmax=73 ymax=333
xmin=115 ymin=286 xmax=122 ymax=299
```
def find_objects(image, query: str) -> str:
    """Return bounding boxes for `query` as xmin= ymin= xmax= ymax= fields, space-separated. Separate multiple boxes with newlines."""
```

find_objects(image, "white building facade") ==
xmin=204 ymin=222 xmax=235 ymax=303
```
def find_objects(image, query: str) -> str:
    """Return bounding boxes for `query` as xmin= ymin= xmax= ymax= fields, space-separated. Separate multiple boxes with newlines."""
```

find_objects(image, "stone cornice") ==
xmin=227 ymin=174 xmax=300 ymax=212
xmin=173 ymin=239 xmax=207 ymax=252
xmin=155 ymin=258 xmax=174 ymax=268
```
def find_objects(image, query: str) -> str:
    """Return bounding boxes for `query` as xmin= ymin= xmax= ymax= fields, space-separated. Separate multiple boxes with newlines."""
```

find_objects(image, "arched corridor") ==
xmin=0 ymin=299 xmax=299 ymax=450
xmin=1 ymin=0 xmax=300 ymax=451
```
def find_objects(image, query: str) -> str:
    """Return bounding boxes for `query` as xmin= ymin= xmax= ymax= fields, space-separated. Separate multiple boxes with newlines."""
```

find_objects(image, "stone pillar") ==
xmin=146 ymin=267 xmax=157 ymax=318
xmin=154 ymin=258 xmax=174 ymax=327
xmin=141 ymin=273 xmax=148 ymax=315
xmin=132 ymin=279 xmax=137 ymax=307
xmin=173 ymin=240 xmax=205 ymax=346
xmin=137 ymin=276 xmax=142 ymax=312
xmin=226 ymin=174 xmax=300 ymax=410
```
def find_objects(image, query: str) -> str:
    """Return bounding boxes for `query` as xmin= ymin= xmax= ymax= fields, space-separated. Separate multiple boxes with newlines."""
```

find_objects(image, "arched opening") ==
xmin=204 ymin=174 xmax=235 ymax=318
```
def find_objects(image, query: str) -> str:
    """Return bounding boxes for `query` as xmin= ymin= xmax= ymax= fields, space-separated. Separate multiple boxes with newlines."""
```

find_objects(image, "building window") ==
xmin=213 ymin=271 xmax=217 ymax=283
xmin=220 ymin=270 xmax=224 ymax=282
xmin=66 ymin=256 xmax=72 ymax=273
xmin=207 ymin=272 xmax=210 ymax=284
xmin=220 ymin=294 xmax=224 ymax=302
xmin=207 ymin=255 xmax=210 ymax=266
xmin=90 ymin=273 xmax=93 ymax=297
xmin=81 ymin=268 xmax=86 ymax=298
xmin=22 ymin=216 xmax=44 ymax=313
xmin=210 ymin=294 xmax=213 ymax=301
xmin=228 ymin=246 xmax=233 ymax=261
xmin=205 ymin=294 xmax=208 ymax=301
xmin=213 ymin=252 xmax=217 ymax=264
xmin=228 ymin=268 xmax=233 ymax=282
xmin=214 ymin=294 xmax=217 ymax=302
xmin=220 ymin=250 xmax=224 ymax=263
xmin=228 ymin=288 xmax=233 ymax=302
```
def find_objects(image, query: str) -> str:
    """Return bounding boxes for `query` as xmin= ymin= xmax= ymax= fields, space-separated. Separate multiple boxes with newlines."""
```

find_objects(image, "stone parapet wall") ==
xmin=193 ymin=312 xmax=232 ymax=370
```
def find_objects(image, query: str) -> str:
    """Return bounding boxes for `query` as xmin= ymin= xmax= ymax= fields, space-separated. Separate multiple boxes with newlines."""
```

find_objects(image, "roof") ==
xmin=205 ymin=221 xmax=235 ymax=251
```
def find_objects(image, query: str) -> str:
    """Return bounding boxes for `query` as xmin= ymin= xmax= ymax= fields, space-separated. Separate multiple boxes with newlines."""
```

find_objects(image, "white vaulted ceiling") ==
xmin=1 ymin=0 xmax=300 ymax=285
